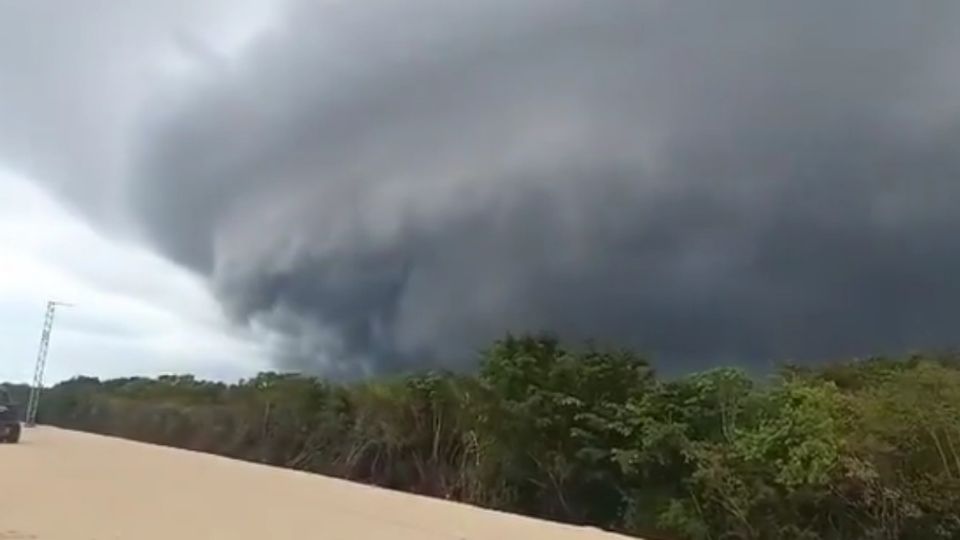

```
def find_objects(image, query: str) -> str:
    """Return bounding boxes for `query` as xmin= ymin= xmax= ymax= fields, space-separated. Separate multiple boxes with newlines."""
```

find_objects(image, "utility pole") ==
xmin=25 ymin=300 xmax=71 ymax=427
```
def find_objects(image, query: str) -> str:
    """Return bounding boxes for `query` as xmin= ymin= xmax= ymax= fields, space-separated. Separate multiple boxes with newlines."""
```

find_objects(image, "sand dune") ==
xmin=0 ymin=427 xmax=635 ymax=540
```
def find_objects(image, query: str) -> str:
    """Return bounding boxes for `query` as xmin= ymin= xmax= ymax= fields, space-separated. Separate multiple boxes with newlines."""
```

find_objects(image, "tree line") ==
xmin=5 ymin=335 xmax=960 ymax=539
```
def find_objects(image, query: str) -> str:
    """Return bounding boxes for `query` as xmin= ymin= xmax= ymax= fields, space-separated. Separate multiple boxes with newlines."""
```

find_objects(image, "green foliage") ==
xmin=10 ymin=337 xmax=960 ymax=539
xmin=477 ymin=335 xmax=653 ymax=523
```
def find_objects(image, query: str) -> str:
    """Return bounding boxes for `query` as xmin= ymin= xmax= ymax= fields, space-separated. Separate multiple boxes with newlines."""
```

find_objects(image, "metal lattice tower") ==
xmin=25 ymin=300 xmax=70 ymax=427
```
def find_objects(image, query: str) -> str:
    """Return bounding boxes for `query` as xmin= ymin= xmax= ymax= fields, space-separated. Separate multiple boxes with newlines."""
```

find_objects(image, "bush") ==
xmin=17 ymin=337 xmax=960 ymax=539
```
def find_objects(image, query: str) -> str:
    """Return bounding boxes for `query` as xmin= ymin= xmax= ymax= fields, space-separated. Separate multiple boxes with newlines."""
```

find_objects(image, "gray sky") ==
xmin=2 ymin=0 xmax=960 ymax=378
xmin=0 ymin=171 xmax=267 ymax=383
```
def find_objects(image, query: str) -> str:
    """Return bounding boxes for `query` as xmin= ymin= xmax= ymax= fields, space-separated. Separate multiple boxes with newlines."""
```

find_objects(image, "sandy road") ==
xmin=0 ymin=427 xmax=634 ymax=540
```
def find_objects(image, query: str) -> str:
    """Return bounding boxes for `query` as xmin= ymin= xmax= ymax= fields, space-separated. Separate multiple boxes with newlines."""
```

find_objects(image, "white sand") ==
xmin=0 ymin=427 xmax=636 ymax=540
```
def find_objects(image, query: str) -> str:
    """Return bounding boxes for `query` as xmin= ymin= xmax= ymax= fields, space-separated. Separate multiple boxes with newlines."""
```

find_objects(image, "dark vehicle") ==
xmin=0 ymin=387 xmax=21 ymax=443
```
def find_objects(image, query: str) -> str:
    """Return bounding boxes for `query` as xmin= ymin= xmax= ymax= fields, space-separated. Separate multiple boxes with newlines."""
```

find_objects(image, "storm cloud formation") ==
xmin=8 ymin=0 xmax=960 ymax=375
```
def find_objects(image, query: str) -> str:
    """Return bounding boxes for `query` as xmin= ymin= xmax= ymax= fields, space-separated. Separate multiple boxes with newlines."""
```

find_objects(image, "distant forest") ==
xmin=5 ymin=335 xmax=960 ymax=539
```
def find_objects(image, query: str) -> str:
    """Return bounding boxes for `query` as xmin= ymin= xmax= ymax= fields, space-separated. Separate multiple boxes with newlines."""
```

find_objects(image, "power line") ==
xmin=24 ymin=300 xmax=71 ymax=427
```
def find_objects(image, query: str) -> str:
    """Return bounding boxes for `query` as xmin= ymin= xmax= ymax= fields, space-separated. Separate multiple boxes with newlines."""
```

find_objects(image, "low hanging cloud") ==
xmin=8 ymin=0 xmax=960 ymax=376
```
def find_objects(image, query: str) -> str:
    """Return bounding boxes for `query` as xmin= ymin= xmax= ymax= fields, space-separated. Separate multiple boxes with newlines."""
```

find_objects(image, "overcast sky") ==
xmin=2 ymin=1 xmax=960 ymax=379
xmin=0 ymin=0 xmax=274 ymax=383
xmin=0 ymin=170 xmax=267 ymax=383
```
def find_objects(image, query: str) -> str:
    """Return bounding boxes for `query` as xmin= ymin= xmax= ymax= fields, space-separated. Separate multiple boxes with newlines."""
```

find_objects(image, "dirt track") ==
xmin=0 ymin=427 xmax=634 ymax=540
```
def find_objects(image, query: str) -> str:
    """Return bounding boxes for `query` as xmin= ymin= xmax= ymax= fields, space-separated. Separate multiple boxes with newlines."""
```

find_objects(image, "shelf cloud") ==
xmin=4 ymin=0 xmax=960 ymax=375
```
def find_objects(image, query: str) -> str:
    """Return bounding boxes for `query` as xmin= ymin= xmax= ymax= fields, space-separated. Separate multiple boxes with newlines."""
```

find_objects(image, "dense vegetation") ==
xmin=6 ymin=336 xmax=960 ymax=539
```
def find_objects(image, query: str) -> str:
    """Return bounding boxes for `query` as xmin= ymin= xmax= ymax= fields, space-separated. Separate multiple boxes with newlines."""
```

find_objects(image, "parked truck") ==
xmin=0 ymin=387 xmax=21 ymax=443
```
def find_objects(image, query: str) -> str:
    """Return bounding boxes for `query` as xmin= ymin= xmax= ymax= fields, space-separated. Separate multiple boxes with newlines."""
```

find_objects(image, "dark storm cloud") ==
xmin=0 ymin=0 xmax=265 ymax=225
xmin=126 ymin=0 xmax=960 ymax=374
